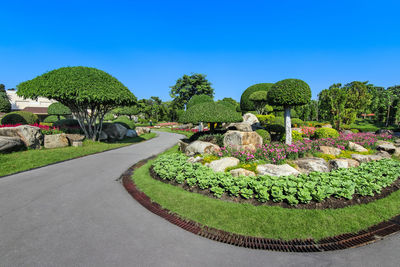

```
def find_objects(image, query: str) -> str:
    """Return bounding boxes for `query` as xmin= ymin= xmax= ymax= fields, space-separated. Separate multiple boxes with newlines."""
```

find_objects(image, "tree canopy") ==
xmin=249 ymin=90 xmax=269 ymax=114
xmin=170 ymin=73 xmax=214 ymax=109
xmin=47 ymin=102 xmax=71 ymax=120
xmin=268 ymin=79 xmax=311 ymax=107
xmin=240 ymin=83 xmax=273 ymax=112
xmin=17 ymin=66 xmax=136 ymax=140
xmin=186 ymin=94 xmax=214 ymax=110
xmin=179 ymin=102 xmax=242 ymax=131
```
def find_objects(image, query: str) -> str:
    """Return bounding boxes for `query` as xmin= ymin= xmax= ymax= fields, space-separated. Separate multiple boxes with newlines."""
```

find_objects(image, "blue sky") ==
xmin=1 ymin=0 xmax=399 ymax=101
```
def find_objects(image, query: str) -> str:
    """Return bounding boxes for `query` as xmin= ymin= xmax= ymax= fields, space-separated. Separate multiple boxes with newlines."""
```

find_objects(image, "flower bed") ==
xmin=0 ymin=123 xmax=63 ymax=135
xmin=171 ymin=128 xmax=209 ymax=133
xmin=217 ymin=132 xmax=393 ymax=164
xmin=152 ymin=153 xmax=400 ymax=207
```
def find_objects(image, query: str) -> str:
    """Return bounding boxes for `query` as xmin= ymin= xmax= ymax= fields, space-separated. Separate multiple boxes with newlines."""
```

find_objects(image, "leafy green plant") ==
xmin=314 ymin=128 xmax=339 ymax=139
xmin=47 ymin=102 xmax=71 ymax=120
xmin=256 ymin=114 xmax=275 ymax=125
xmin=255 ymin=129 xmax=271 ymax=144
xmin=114 ymin=116 xmax=135 ymax=129
xmin=1 ymin=111 xmax=39 ymax=125
xmin=44 ymin=115 xmax=65 ymax=123
xmin=240 ymin=83 xmax=273 ymax=112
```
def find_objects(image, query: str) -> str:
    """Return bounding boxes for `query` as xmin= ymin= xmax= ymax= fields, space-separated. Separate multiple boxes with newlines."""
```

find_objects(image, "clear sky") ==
xmin=1 ymin=0 xmax=399 ymax=101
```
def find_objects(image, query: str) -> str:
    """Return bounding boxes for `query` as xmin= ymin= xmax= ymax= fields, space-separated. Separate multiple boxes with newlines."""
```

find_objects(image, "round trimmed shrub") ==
xmin=255 ymin=129 xmax=271 ymax=144
xmin=104 ymin=113 xmax=115 ymax=121
xmin=291 ymin=118 xmax=304 ymax=127
xmin=44 ymin=115 xmax=65 ymax=123
xmin=53 ymin=119 xmax=80 ymax=128
xmin=47 ymin=102 xmax=71 ymax=119
xmin=314 ymin=128 xmax=339 ymax=139
xmin=114 ymin=116 xmax=135 ymax=129
xmin=186 ymin=94 xmax=213 ymax=110
xmin=256 ymin=114 xmax=275 ymax=125
xmin=240 ymin=83 xmax=273 ymax=112
xmin=282 ymin=130 xmax=304 ymax=142
xmin=1 ymin=111 xmax=39 ymax=125
xmin=267 ymin=79 xmax=311 ymax=107
xmin=351 ymin=129 xmax=359 ymax=133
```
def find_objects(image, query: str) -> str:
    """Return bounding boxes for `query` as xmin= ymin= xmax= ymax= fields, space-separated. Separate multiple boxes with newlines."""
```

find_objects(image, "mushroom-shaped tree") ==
xmin=47 ymin=102 xmax=72 ymax=120
xmin=267 ymin=79 xmax=311 ymax=145
xmin=17 ymin=67 xmax=136 ymax=140
xmin=240 ymin=83 xmax=273 ymax=113
xmin=249 ymin=91 xmax=274 ymax=114
xmin=186 ymin=94 xmax=214 ymax=110
xmin=179 ymin=102 xmax=242 ymax=132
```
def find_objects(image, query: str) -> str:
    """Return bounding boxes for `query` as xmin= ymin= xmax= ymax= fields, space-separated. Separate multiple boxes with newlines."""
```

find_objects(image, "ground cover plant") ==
xmin=152 ymin=152 xmax=400 ymax=206
xmin=0 ymin=132 xmax=156 ymax=177
xmin=132 ymin=145 xmax=400 ymax=240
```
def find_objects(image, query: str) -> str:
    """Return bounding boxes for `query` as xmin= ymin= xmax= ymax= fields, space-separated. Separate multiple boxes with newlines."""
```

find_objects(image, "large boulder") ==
xmin=126 ymin=129 xmax=138 ymax=138
xmin=99 ymin=131 xmax=108 ymax=141
xmin=375 ymin=129 xmax=394 ymax=135
xmin=321 ymin=124 xmax=333 ymax=128
xmin=319 ymin=146 xmax=341 ymax=156
xmin=294 ymin=157 xmax=330 ymax=173
xmin=257 ymin=164 xmax=300 ymax=177
xmin=226 ymin=122 xmax=253 ymax=132
xmin=0 ymin=136 xmax=25 ymax=153
xmin=375 ymin=151 xmax=391 ymax=158
xmin=351 ymin=154 xmax=383 ymax=163
xmin=223 ymin=130 xmax=263 ymax=151
xmin=376 ymin=141 xmax=396 ymax=154
xmin=174 ymin=123 xmax=192 ymax=130
xmin=44 ymin=134 xmax=69 ymax=149
xmin=208 ymin=157 xmax=240 ymax=172
xmin=230 ymin=168 xmax=256 ymax=177
xmin=0 ymin=125 xmax=43 ymax=149
xmin=135 ymin=127 xmax=151 ymax=136
xmin=348 ymin=141 xmax=368 ymax=152
xmin=329 ymin=158 xmax=359 ymax=170
xmin=242 ymin=113 xmax=259 ymax=125
xmin=103 ymin=123 xmax=128 ymax=140
xmin=65 ymin=134 xmax=85 ymax=145
xmin=184 ymin=141 xmax=220 ymax=156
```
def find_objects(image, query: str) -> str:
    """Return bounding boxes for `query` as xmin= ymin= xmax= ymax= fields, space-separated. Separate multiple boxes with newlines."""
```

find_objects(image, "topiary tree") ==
xmin=179 ymin=102 xmax=242 ymax=132
xmin=186 ymin=94 xmax=214 ymax=110
xmin=112 ymin=105 xmax=139 ymax=120
xmin=17 ymin=67 xmax=136 ymax=140
xmin=249 ymin=91 xmax=271 ymax=114
xmin=47 ymin=102 xmax=71 ymax=120
xmin=267 ymin=79 xmax=311 ymax=145
xmin=240 ymin=83 xmax=273 ymax=113
xmin=1 ymin=111 xmax=39 ymax=125
xmin=0 ymin=84 xmax=11 ymax=113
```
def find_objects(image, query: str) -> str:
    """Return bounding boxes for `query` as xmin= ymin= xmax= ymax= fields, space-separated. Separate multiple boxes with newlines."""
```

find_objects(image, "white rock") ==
xmin=0 ymin=125 xmax=43 ymax=149
xmin=44 ymin=134 xmax=69 ymax=149
xmin=319 ymin=146 xmax=341 ymax=156
xmin=348 ymin=141 xmax=368 ymax=152
xmin=294 ymin=157 xmax=330 ymax=173
xmin=257 ymin=164 xmax=300 ymax=177
xmin=208 ymin=157 xmax=239 ymax=172
xmin=329 ymin=158 xmax=359 ymax=170
xmin=230 ymin=168 xmax=256 ymax=177
xmin=242 ymin=113 xmax=259 ymax=125
xmin=0 ymin=136 xmax=24 ymax=153
xmin=377 ymin=142 xmax=396 ymax=154
xmin=226 ymin=122 xmax=253 ymax=132
xmin=185 ymin=141 xmax=220 ymax=156
xmin=223 ymin=130 xmax=263 ymax=151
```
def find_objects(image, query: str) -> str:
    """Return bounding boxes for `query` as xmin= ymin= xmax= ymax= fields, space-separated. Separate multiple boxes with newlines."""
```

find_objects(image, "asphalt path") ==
xmin=0 ymin=131 xmax=399 ymax=267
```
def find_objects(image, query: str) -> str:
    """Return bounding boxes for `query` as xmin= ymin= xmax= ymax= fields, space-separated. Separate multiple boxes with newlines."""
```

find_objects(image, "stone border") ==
xmin=122 ymin=158 xmax=400 ymax=252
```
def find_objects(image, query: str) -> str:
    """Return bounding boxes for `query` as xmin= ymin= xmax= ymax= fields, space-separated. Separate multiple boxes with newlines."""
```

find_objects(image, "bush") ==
xmin=255 ymin=129 xmax=271 ymax=144
xmin=44 ymin=115 xmax=65 ymax=123
xmin=291 ymin=118 xmax=304 ymax=127
xmin=198 ymin=133 xmax=225 ymax=147
xmin=256 ymin=114 xmax=275 ymax=125
xmin=240 ymin=83 xmax=273 ymax=112
xmin=281 ymin=130 xmax=303 ymax=142
xmin=1 ymin=111 xmax=39 ymax=125
xmin=47 ymin=102 xmax=71 ymax=119
xmin=265 ymin=123 xmax=285 ymax=134
xmin=187 ymin=94 xmax=213 ymax=110
xmin=314 ymin=128 xmax=339 ymax=139
xmin=114 ymin=116 xmax=135 ymax=129
xmin=351 ymin=129 xmax=359 ymax=133
xmin=274 ymin=116 xmax=284 ymax=125
xmin=53 ymin=119 xmax=80 ymax=128
xmin=268 ymin=79 xmax=311 ymax=107
xmin=104 ymin=113 xmax=115 ymax=121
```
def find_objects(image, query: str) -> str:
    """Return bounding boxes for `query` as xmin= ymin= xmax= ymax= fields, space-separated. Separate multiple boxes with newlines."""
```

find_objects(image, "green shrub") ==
xmin=314 ymin=128 xmax=339 ymax=139
xmin=1 ymin=111 xmax=39 ymax=125
xmin=187 ymin=94 xmax=214 ymax=110
xmin=225 ymin=162 xmax=258 ymax=174
xmin=255 ymin=129 xmax=271 ymax=144
xmin=202 ymin=154 xmax=219 ymax=164
xmin=47 ymin=102 xmax=71 ymax=119
xmin=268 ymin=79 xmax=311 ymax=107
xmin=315 ymin=153 xmax=336 ymax=162
xmin=53 ymin=119 xmax=80 ymax=128
xmin=351 ymin=129 xmax=359 ymax=133
xmin=44 ymin=115 xmax=65 ymax=123
xmin=104 ymin=113 xmax=115 ymax=121
xmin=256 ymin=114 xmax=275 ymax=125
xmin=281 ymin=130 xmax=303 ymax=142
xmin=114 ymin=116 xmax=135 ymax=129
xmin=265 ymin=123 xmax=285 ymax=134
xmin=240 ymin=83 xmax=273 ymax=112
xmin=198 ymin=133 xmax=224 ymax=147
xmin=274 ymin=116 xmax=284 ymax=125
xmin=291 ymin=118 xmax=304 ymax=127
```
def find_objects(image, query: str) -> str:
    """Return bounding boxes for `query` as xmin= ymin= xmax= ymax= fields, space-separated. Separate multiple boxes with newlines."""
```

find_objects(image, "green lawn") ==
xmin=0 ymin=132 xmax=156 ymax=177
xmin=154 ymin=127 xmax=194 ymax=138
xmin=132 ymin=145 xmax=400 ymax=241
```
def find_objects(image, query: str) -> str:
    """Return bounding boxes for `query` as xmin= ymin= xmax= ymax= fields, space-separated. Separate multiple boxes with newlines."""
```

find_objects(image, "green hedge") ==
xmin=1 ymin=111 xmax=39 ymax=125
xmin=53 ymin=119 xmax=80 ymax=128
xmin=44 ymin=115 xmax=65 ymax=123
xmin=314 ymin=128 xmax=339 ymax=139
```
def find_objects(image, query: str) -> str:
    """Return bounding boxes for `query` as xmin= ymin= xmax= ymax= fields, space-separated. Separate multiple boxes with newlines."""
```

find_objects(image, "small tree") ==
xmin=112 ymin=105 xmax=139 ymax=120
xmin=268 ymin=79 xmax=311 ymax=145
xmin=17 ymin=67 xmax=136 ymax=140
xmin=0 ymin=84 xmax=11 ymax=113
xmin=170 ymin=73 xmax=214 ymax=109
xmin=47 ymin=102 xmax=71 ymax=120
xmin=240 ymin=83 xmax=273 ymax=113
xmin=249 ymin=91 xmax=270 ymax=114
xmin=179 ymin=102 xmax=242 ymax=132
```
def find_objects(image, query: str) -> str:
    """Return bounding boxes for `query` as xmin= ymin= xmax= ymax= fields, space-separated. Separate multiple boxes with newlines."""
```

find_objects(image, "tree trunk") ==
xmin=284 ymin=107 xmax=292 ymax=145
xmin=209 ymin=122 xmax=215 ymax=132
xmin=386 ymin=104 xmax=391 ymax=127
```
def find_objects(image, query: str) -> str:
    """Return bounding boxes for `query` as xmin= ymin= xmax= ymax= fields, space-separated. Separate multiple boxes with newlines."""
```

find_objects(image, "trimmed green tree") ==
xmin=249 ymin=91 xmax=272 ymax=114
xmin=17 ymin=66 xmax=136 ymax=140
xmin=0 ymin=84 xmax=11 ymax=113
xmin=268 ymin=79 xmax=311 ymax=145
xmin=179 ymin=102 xmax=242 ymax=132
xmin=240 ymin=83 xmax=273 ymax=112
xmin=170 ymin=73 xmax=214 ymax=109
xmin=47 ymin=102 xmax=71 ymax=120
xmin=186 ymin=94 xmax=214 ymax=110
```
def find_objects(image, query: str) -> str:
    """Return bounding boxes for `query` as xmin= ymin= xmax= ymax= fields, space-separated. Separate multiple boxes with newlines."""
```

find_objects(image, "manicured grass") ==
xmin=154 ymin=127 xmax=194 ymax=138
xmin=0 ymin=132 xmax=156 ymax=177
xmin=350 ymin=118 xmax=400 ymax=132
xmin=132 ymin=145 xmax=400 ymax=241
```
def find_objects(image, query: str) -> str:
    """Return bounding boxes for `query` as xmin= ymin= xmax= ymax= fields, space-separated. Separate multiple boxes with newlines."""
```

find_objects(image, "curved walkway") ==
xmin=0 ymin=131 xmax=398 ymax=267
